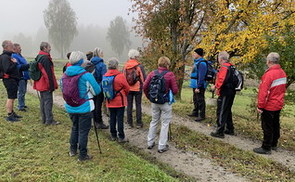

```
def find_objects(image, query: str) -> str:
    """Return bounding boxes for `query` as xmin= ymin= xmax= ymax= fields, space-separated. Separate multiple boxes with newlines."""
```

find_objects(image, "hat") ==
xmin=69 ymin=51 xmax=85 ymax=65
xmin=194 ymin=48 xmax=204 ymax=57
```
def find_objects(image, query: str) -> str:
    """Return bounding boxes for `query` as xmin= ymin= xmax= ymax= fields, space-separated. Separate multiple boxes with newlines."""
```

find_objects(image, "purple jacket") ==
xmin=143 ymin=67 xmax=179 ymax=98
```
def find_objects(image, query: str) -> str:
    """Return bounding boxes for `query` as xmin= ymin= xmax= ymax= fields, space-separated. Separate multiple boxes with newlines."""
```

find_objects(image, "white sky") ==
xmin=0 ymin=0 xmax=135 ymax=39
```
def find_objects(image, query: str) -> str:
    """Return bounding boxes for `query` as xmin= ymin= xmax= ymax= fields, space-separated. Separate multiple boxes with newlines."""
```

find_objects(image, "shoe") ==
xmin=187 ymin=113 xmax=198 ymax=117
xmin=19 ymin=108 xmax=27 ymax=112
xmin=45 ymin=121 xmax=61 ymax=125
xmin=253 ymin=147 xmax=271 ymax=155
xmin=210 ymin=131 xmax=225 ymax=138
xmin=110 ymin=136 xmax=117 ymax=141
xmin=128 ymin=124 xmax=134 ymax=129
xmin=271 ymin=146 xmax=278 ymax=151
xmin=136 ymin=124 xmax=143 ymax=129
xmin=24 ymin=106 xmax=28 ymax=108
xmin=69 ymin=150 xmax=77 ymax=157
xmin=96 ymin=123 xmax=109 ymax=129
xmin=118 ymin=138 xmax=129 ymax=143
xmin=78 ymin=155 xmax=92 ymax=161
xmin=158 ymin=145 xmax=169 ymax=153
xmin=12 ymin=112 xmax=22 ymax=118
xmin=195 ymin=117 xmax=205 ymax=122
xmin=224 ymin=130 xmax=235 ymax=135
xmin=6 ymin=114 xmax=20 ymax=122
xmin=147 ymin=142 xmax=155 ymax=149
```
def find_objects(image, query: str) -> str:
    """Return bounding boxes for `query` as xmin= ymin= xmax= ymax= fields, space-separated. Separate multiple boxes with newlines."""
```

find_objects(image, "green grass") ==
xmin=0 ymin=83 xmax=178 ymax=182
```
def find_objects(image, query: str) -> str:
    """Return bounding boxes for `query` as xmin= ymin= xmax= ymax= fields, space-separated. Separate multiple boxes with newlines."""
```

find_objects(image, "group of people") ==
xmin=0 ymin=40 xmax=287 ymax=162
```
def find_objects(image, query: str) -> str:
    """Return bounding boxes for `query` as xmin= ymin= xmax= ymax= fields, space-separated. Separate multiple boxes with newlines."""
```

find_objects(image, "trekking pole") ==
xmin=93 ymin=120 xmax=102 ymax=154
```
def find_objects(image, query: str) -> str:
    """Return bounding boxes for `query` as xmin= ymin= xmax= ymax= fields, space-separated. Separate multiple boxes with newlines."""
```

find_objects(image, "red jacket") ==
xmin=143 ymin=67 xmax=179 ymax=98
xmin=123 ymin=59 xmax=145 ymax=91
xmin=258 ymin=64 xmax=287 ymax=111
xmin=104 ymin=69 xmax=130 ymax=108
xmin=33 ymin=51 xmax=58 ymax=92
xmin=215 ymin=62 xmax=235 ymax=96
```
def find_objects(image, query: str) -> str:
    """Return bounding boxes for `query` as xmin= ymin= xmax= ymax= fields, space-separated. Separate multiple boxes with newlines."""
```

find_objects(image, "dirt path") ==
xmin=27 ymin=85 xmax=247 ymax=182
xmin=141 ymin=104 xmax=295 ymax=172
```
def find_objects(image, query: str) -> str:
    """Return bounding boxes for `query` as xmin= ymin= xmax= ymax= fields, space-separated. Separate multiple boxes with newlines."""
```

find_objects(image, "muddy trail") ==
xmin=27 ymin=85 xmax=248 ymax=181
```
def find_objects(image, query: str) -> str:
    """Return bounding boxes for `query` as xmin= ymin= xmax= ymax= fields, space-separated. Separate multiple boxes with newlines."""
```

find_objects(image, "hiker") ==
xmin=103 ymin=57 xmax=130 ymax=142
xmin=90 ymin=47 xmax=109 ymax=129
xmin=61 ymin=51 xmax=101 ymax=161
xmin=33 ymin=42 xmax=59 ymax=125
xmin=12 ymin=43 xmax=30 ymax=112
xmin=86 ymin=51 xmax=93 ymax=61
xmin=123 ymin=49 xmax=146 ymax=128
xmin=62 ymin=52 xmax=72 ymax=73
xmin=143 ymin=56 xmax=178 ymax=153
xmin=253 ymin=52 xmax=287 ymax=155
xmin=188 ymin=48 xmax=207 ymax=122
xmin=0 ymin=40 xmax=25 ymax=122
xmin=210 ymin=51 xmax=236 ymax=138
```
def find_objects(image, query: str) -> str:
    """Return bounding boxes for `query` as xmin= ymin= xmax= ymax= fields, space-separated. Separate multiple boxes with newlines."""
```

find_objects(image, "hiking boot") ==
xmin=78 ymin=155 xmax=92 ymax=161
xmin=210 ymin=131 xmax=225 ymax=138
xmin=195 ymin=117 xmax=205 ymax=122
xmin=96 ymin=123 xmax=109 ymax=129
xmin=118 ymin=138 xmax=129 ymax=143
xmin=45 ymin=121 xmax=61 ymax=125
xmin=187 ymin=113 xmax=198 ymax=117
xmin=19 ymin=108 xmax=27 ymax=112
xmin=110 ymin=136 xmax=117 ymax=141
xmin=224 ymin=129 xmax=235 ymax=135
xmin=136 ymin=124 xmax=143 ymax=129
xmin=69 ymin=150 xmax=77 ymax=157
xmin=128 ymin=124 xmax=134 ymax=129
xmin=158 ymin=145 xmax=169 ymax=153
xmin=147 ymin=142 xmax=155 ymax=150
xmin=6 ymin=114 xmax=20 ymax=122
xmin=12 ymin=112 xmax=22 ymax=118
xmin=24 ymin=106 xmax=28 ymax=108
xmin=253 ymin=147 xmax=271 ymax=155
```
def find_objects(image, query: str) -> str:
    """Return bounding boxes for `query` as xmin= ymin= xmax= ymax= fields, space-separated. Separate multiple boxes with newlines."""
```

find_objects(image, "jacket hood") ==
xmin=65 ymin=65 xmax=87 ymax=76
xmin=91 ymin=56 xmax=103 ymax=65
xmin=104 ymin=69 xmax=121 ymax=76
xmin=125 ymin=59 xmax=140 ymax=69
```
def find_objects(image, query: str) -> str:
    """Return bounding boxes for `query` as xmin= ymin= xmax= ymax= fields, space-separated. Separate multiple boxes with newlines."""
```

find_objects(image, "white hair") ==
xmin=69 ymin=51 xmax=86 ymax=65
xmin=267 ymin=52 xmax=280 ymax=64
xmin=108 ymin=57 xmax=119 ymax=70
xmin=128 ymin=49 xmax=140 ymax=59
xmin=218 ymin=51 xmax=230 ymax=61
xmin=93 ymin=47 xmax=103 ymax=57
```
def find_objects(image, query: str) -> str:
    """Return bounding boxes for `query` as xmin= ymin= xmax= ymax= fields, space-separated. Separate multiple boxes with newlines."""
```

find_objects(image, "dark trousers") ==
xmin=192 ymin=88 xmax=206 ymax=118
xmin=261 ymin=110 xmax=281 ymax=150
xmin=216 ymin=94 xmax=235 ymax=133
xmin=17 ymin=79 xmax=27 ymax=109
xmin=127 ymin=91 xmax=142 ymax=126
xmin=69 ymin=112 xmax=92 ymax=158
xmin=40 ymin=91 xmax=54 ymax=124
xmin=92 ymin=92 xmax=104 ymax=125
xmin=109 ymin=107 xmax=125 ymax=139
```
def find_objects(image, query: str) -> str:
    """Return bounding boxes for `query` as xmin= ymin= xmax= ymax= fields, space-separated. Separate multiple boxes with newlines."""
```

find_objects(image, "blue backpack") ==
xmin=102 ymin=74 xmax=122 ymax=101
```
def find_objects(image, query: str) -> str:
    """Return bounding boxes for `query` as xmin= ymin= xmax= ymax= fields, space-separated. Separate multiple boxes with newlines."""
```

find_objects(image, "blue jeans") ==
xmin=18 ymin=79 xmax=27 ymax=109
xmin=69 ymin=112 xmax=92 ymax=158
xmin=109 ymin=107 xmax=125 ymax=139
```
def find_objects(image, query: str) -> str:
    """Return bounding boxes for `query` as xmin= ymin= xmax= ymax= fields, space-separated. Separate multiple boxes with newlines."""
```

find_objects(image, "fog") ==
xmin=0 ymin=0 xmax=142 ymax=61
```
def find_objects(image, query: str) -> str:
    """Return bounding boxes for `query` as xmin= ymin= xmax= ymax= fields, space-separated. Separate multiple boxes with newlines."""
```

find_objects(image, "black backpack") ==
xmin=225 ymin=65 xmax=244 ymax=91
xmin=196 ymin=60 xmax=216 ymax=82
xmin=148 ymin=70 xmax=169 ymax=104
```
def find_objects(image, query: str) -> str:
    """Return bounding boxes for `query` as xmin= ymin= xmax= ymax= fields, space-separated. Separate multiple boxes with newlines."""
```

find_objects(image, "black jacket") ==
xmin=0 ymin=51 xmax=20 ymax=80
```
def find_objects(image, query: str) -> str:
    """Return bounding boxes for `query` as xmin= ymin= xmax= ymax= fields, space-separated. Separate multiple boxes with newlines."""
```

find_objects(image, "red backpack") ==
xmin=125 ymin=65 xmax=140 ymax=85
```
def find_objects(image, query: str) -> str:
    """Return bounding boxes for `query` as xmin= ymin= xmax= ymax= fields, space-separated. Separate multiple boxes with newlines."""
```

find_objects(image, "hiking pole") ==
xmin=93 ymin=120 xmax=102 ymax=154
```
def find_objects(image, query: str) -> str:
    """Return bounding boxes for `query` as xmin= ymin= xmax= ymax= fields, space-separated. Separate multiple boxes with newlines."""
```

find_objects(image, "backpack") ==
xmin=61 ymin=71 xmax=89 ymax=107
xmin=197 ymin=60 xmax=216 ymax=82
xmin=225 ymin=65 xmax=244 ymax=91
xmin=29 ymin=55 xmax=44 ymax=81
xmin=148 ymin=70 xmax=169 ymax=104
xmin=125 ymin=65 xmax=140 ymax=85
xmin=101 ymin=74 xmax=122 ymax=101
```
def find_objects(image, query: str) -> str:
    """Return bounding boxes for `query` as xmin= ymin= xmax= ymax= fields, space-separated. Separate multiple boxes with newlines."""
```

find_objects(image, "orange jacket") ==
xmin=123 ymin=59 xmax=146 ymax=92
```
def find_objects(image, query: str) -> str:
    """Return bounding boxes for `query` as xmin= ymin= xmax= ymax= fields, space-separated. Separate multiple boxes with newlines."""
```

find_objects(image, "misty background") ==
xmin=0 ymin=0 xmax=142 ymax=61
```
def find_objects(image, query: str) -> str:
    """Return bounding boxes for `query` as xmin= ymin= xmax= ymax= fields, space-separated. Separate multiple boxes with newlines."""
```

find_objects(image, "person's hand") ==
xmin=194 ymin=88 xmax=200 ymax=93
xmin=257 ymin=108 xmax=263 ymax=114
xmin=11 ymin=58 xmax=17 ymax=63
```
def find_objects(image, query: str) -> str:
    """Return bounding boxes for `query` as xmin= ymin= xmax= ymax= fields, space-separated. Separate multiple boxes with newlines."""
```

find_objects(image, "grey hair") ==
xmin=93 ymin=47 xmax=103 ymax=57
xmin=267 ymin=52 xmax=280 ymax=64
xmin=40 ymin=42 xmax=50 ymax=51
xmin=128 ymin=49 xmax=140 ymax=59
xmin=69 ymin=51 xmax=86 ymax=65
xmin=2 ymin=40 xmax=12 ymax=49
xmin=108 ymin=57 xmax=119 ymax=70
xmin=218 ymin=51 xmax=230 ymax=61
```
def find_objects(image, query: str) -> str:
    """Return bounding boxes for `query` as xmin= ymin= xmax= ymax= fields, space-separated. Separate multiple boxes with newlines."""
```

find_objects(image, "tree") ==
xmin=44 ymin=0 xmax=77 ymax=58
xmin=107 ymin=16 xmax=131 ymax=58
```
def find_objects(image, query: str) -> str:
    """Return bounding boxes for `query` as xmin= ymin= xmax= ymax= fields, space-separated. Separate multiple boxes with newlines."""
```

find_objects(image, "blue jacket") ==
xmin=190 ymin=57 xmax=207 ymax=89
xmin=61 ymin=65 xmax=101 ymax=114
xmin=91 ymin=56 xmax=107 ymax=83
xmin=12 ymin=53 xmax=30 ymax=80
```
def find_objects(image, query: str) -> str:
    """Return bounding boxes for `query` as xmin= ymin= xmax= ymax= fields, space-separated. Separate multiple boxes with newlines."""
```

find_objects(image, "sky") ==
xmin=0 ymin=0 xmax=135 ymax=39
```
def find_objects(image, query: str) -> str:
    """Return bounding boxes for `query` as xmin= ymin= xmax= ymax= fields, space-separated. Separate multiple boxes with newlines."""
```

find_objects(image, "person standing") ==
xmin=33 ymin=42 xmax=59 ymax=125
xmin=104 ymin=57 xmax=130 ymax=142
xmin=123 ymin=49 xmax=146 ymax=128
xmin=253 ymin=52 xmax=287 ymax=155
xmin=91 ymin=47 xmax=108 ymax=129
xmin=12 ymin=43 xmax=30 ymax=112
xmin=210 ymin=51 xmax=236 ymax=138
xmin=143 ymin=56 xmax=179 ymax=153
xmin=0 ymin=40 xmax=23 ymax=122
xmin=188 ymin=48 xmax=207 ymax=122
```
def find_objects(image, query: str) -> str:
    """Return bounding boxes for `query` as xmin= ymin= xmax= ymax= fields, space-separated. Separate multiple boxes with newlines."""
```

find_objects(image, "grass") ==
xmin=0 ymin=83 xmax=180 ymax=181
